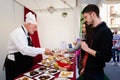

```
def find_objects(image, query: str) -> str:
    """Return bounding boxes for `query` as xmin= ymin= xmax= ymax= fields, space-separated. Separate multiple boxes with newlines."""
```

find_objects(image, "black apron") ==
xmin=4 ymin=26 xmax=33 ymax=80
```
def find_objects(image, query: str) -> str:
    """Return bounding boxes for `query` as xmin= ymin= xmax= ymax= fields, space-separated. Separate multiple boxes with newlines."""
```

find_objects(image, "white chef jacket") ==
xmin=8 ymin=26 xmax=45 ymax=60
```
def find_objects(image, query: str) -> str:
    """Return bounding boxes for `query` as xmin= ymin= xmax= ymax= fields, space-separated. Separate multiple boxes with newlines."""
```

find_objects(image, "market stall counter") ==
xmin=14 ymin=52 xmax=76 ymax=80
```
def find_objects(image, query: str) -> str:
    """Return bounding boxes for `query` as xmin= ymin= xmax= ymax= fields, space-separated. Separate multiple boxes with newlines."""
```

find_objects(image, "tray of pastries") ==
xmin=59 ymin=71 xmax=74 ymax=78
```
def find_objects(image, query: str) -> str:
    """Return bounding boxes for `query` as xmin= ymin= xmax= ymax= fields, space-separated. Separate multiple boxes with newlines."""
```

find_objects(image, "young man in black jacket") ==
xmin=80 ymin=4 xmax=113 ymax=80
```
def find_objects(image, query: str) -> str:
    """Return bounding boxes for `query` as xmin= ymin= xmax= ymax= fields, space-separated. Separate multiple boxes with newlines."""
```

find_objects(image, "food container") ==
xmin=56 ymin=61 xmax=72 ymax=71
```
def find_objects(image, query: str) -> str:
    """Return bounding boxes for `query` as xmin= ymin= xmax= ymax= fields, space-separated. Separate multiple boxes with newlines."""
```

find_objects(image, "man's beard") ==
xmin=88 ymin=19 xmax=94 ymax=27
xmin=86 ymin=21 xmax=93 ymax=27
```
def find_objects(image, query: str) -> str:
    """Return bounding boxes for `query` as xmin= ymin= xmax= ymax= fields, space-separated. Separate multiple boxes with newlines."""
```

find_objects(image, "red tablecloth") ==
xmin=15 ymin=53 xmax=76 ymax=80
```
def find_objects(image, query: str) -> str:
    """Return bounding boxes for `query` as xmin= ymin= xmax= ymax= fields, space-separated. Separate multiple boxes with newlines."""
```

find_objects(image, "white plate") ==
xmin=37 ymin=62 xmax=42 ymax=65
xmin=45 ymin=69 xmax=60 ymax=75
xmin=34 ymin=74 xmax=54 ymax=80
xmin=34 ymin=66 xmax=49 ymax=72
xmin=59 ymin=71 xmax=74 ymax=78
xmin=15 ymin=76 xmax=33 ymax=80
xmin=38 ymin=62 xmax=53 ymax=67
xmin=24 ymin=70 xmax=41 ymax=78
xmin=54 ymin=78 xmax=71 ymax=80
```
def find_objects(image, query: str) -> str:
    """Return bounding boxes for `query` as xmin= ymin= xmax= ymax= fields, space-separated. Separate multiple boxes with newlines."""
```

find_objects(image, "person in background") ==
xmin=81 ymin=22 xmax=87 ymax=41
xmin=111 ymin=29 xmax=120 ymax=66
xmin=61 ymin=22 xmax=92 ymax=77
xmin=4 ymin=12 xmax=52 ymax=80
xmin=80 ymin=4 xmax=113 ymax=80
xmin=79 ymin=22 xmax=92 ymax=76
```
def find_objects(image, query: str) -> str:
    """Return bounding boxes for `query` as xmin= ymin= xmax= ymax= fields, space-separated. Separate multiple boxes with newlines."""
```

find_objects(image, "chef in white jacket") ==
xmin=5 ymin=12 xmax=52 ymax=80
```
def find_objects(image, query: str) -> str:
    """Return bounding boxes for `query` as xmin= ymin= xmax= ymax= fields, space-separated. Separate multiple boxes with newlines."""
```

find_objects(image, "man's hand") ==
xmin=80 ymin=41 xmax=96 ymax=57
xmin=80 ymin=41 xmax=89 ymax=52
xmin=80 ymin=68 xmax=84 ymax=76
xmin=45 ymin=48 xmax=53 ymax=55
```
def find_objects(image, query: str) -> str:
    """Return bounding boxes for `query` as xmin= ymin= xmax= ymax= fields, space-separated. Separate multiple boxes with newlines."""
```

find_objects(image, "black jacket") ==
xmin=85 ymin=22 xmax=113 ymax=72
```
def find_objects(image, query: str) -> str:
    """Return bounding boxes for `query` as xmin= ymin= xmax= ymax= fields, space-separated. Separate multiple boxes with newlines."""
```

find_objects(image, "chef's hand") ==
xmin=45 ymin=48 xmax=53 ymax=55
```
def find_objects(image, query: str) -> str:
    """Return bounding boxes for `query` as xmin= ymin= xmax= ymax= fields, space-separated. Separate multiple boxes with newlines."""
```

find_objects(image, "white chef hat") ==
xmin=25 ymin=12 xmax=38 ymax=25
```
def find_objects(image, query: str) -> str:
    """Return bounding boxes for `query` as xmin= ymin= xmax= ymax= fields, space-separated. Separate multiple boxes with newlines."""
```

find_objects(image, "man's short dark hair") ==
xmin=82 ymin=4 xmax=99 ymax=17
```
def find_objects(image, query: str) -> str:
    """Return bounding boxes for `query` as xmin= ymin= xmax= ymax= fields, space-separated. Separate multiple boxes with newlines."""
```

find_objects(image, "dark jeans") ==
xmin=112 ymin=49 xmax=119 ymax=62
xmin=4 ymin=52 xmax=33 ymax=80
xmin=83 ymin=70 xmax=104 ymax=80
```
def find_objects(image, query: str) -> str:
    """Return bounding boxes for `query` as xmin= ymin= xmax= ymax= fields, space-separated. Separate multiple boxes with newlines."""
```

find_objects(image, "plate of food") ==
xmin=34 ymin=74 xmax=54 ymax=80
xmin=46 ymin=69 xmax=60 ymax=75
xmin=24 ymin=70 xmax=40 ymax=78
xmin=15 ymin=76 xmax=33 ymax=80
xmin=59 ymin=71 xmax=74 ymax=78
xmin=35 ymin=65 xmax=48 ymax=71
